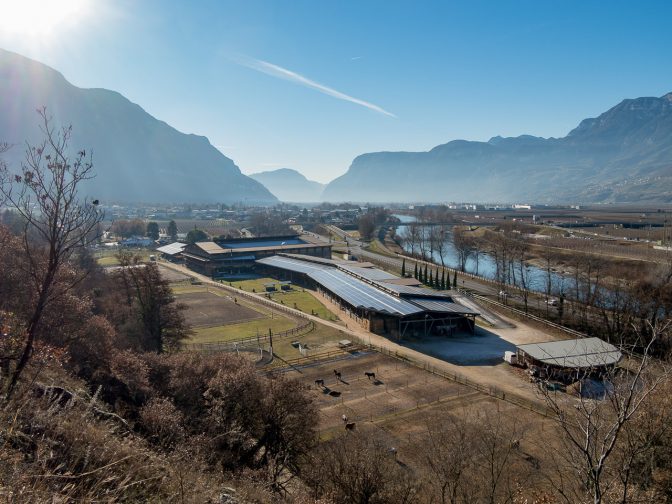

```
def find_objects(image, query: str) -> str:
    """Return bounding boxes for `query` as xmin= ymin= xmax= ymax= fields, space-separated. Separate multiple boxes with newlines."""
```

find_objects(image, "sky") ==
xmin=1 ymin=0 xmax=671 ymax=183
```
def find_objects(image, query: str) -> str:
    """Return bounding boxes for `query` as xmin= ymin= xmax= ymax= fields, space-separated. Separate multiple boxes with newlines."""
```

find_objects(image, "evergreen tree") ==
xmin=453 ymin=270 xmax=458 ymax=288
xmin=441 ymin=269 xmax=446 ymax=290
xmin=167 ymin=220 xmax=178 ymax=241
xmin=428 ymin=269 xmax=433 ymax=287
xmin=414 ymin=263 xmax=418 ymax=279
xmin=401 ymin=258 xmax=406 ymax=277
xmin=146 ymin=221 xmax=160 ymax=241
xmin=423 ymin=264 xmax=428 ymax=285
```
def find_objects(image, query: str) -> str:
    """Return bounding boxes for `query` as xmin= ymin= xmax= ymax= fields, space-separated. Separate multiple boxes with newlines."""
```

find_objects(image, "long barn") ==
xmin=256 ymin=254 xmax=478 ymax=340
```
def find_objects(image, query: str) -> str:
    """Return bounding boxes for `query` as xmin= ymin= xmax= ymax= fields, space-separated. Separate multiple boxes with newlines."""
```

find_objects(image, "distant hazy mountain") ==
xmin=250 ymin=168 xmax=325 ymax=202
xmin=322 ymin=93 xmax=672 ymax=204
xmin=0 ymin=49 xmax=276 ymax=204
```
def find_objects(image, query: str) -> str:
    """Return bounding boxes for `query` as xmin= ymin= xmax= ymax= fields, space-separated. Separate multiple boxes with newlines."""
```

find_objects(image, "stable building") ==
xmin=182 ymin=234 xmax=331 ymax=279
xmin=516 ymin=337 xmax=622 ymax=381
xmin=255 ymin=254 xmax=478 ymax=340
xmin=156 ymin=242 xmax=187 ymax=262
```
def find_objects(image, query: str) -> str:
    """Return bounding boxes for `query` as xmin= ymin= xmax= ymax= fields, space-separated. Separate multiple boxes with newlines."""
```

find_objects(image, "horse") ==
xmin=364 ymin=372 xmax=376 ymax=380
xmin=333 ymin=369 xmax=342 ymax=380
xmin=315 ymin=379 xmax=325 ymax=387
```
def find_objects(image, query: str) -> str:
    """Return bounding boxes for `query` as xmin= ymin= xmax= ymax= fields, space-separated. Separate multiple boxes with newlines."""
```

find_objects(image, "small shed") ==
xmin=516 ymin=337 xmax=622 ymax=381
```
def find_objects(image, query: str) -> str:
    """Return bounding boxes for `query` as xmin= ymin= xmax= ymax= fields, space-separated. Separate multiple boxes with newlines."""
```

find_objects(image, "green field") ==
xmin=268 ymin=290 xmax=336 ymax=320
xmin=226 ymin=278 xmax=338 ymax=320
xmin=95 ymin=249 xmax=153 ymax=266
xmin=188 ymin=315 xmax=297 ymax=344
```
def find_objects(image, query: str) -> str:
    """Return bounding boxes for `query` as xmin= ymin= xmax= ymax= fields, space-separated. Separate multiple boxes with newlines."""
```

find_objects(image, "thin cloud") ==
xmin=350 ymin=56 xmax=363 ymax=60
xmin=238 ymin=56 xmax=395 ymax=118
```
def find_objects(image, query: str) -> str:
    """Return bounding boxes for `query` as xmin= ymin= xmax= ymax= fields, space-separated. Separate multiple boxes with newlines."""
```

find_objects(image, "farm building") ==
xmin=155 ymin=242 xmax=187 ymax=262
xmin=516 ymin=337 xmax=622 ymax=381
xmin=255 ymin=254 xmax=478 ymax=340
xmin=182 ymin=234 xmax=331 ymax=279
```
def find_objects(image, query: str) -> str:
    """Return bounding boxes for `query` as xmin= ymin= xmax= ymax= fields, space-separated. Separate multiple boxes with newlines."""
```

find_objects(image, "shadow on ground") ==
xmin=401 ymin=327 xmax=516 ymax=366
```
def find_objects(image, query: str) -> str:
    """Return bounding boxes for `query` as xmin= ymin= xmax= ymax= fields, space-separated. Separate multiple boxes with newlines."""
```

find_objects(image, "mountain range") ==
xmin=322 ymin=93 xmax=672 ymax=203
xmin=3 ymin=48 xmax=671 ymax=205
xmin=249 ymin=168 xmax=324 ymax=202
xmin=0 ymin=49 xmax=276 ymax=204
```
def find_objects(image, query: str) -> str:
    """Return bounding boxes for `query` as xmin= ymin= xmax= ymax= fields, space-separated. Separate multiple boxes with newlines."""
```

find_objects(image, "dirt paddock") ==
xmin=280 ymin=350 xmax=554 ymax=470
xmin=178 ymin=291 xmax=265 ymax=327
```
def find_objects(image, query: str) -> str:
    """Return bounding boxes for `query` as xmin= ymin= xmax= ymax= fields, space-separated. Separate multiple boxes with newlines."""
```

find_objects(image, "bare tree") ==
xmin=304 ymin=432 xmax=419 ymax=504
xmin=453 ymin=226 xmax=475 ymax=272
xmin=0 ymin=109 xmax=102 ymax=400
xmin=541 ymin=322 xmax=671 ymax=504
xmin=434 ymin=224 xmax=450 ymax=267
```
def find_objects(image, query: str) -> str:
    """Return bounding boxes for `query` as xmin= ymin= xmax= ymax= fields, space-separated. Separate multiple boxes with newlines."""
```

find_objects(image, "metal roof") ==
xmin=256 ymin=255 xmax=330 ymax=275
xmin=372 ymin=281 xmax=449 ymax=299
xmin=256 ymin=255 xmax=422 ymax=316
xmin=156 ymin=242 xmax=187 ymax=255
xmin=338 ymin=265 xmax=398 ymax=281
xmin=407 ymin=297 xmax=479 ymax=315
xmin=281 ymin=253 xmax=342 ymax=266
xmin=309 ymin=269 xmax=423 ymax=316
xmin=195 ymin=242 xmax=226 ymax=254
xmin=517 ymin=338 xmax=622 ymax=369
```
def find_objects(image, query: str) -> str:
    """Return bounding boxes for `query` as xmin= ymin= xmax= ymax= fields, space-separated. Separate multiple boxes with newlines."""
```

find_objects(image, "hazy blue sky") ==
xmin=2 ymin=0 xmax=671 ymax=182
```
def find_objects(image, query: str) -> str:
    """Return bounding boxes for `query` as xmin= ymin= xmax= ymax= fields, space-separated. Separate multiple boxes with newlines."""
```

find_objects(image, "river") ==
xmin=392 ymin=215 xmax=569 ymax=296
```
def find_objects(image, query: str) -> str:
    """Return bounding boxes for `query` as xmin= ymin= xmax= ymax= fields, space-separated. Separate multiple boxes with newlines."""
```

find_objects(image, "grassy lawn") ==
xmin=268 ymin=290 xmax=337 ymax=320
xmin=225 ymin=277 xmax=275 ymax=293
xmin=188 ymin=316 xmax=297 ymax=344
xmin=95 ymin=249 xmax=153 ymax=266
xmin=225 ymin=278 xmax=338 ymax=320
xmin=97 ymin=255 xmax=120 ymax=266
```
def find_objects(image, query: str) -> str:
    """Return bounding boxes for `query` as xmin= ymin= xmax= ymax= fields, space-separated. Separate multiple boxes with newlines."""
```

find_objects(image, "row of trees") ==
xmin=402 ymin=259 xmax=457 ymax=290
xmin=111 ymin=219 xmax=179 ymax=241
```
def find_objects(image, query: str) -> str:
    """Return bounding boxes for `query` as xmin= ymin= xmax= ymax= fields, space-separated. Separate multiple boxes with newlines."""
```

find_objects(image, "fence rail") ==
xmin=367 ymin=343 xmax=552 ymax=418
xmin=184 ymin=320 xmax=315 ymax=353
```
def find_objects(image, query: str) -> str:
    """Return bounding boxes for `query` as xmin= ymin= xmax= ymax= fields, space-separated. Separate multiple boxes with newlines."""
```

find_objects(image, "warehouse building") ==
xmin=182 ymin=235 xmax=332 ymax=279
xmin=256 ymin=254 xmax=478 ymax=340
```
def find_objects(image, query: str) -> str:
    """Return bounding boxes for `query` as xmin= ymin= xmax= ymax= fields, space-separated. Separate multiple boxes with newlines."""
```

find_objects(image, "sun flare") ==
xmin=0 ymin=0 xmax=90 ymax=39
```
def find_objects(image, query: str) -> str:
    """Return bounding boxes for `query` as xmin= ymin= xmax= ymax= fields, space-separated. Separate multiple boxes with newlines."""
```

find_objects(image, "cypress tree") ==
xmin=423 ymin=265 xmax=428 ymax=285
xmin=428 ymin=269 xmax=433 ymax=287
xmin=414 ymin=263 xmax=418 ymax=280
xmin=401 ymin=258 xmax=406 ymax=277
xmin=453 ymin=270 xmax=458 ymax=288
xmin=441 ymin=269 xmax=446 ymax=290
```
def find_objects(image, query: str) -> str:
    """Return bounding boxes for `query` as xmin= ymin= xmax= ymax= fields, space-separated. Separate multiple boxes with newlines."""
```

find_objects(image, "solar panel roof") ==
xmin=256 ymin=255 xmax=422 ymax=316
xmin=309 ymin=269 xmax=423 ymax=316
xmin=373 ymin=281 xmax=449 ymax=298
xmin=256 ymin=255 xmax=330 ymax=275
xmin=406 ymin=297 xmax=479 ymax=315
xmin=338 ymin=265 xmax=398 ymax=281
